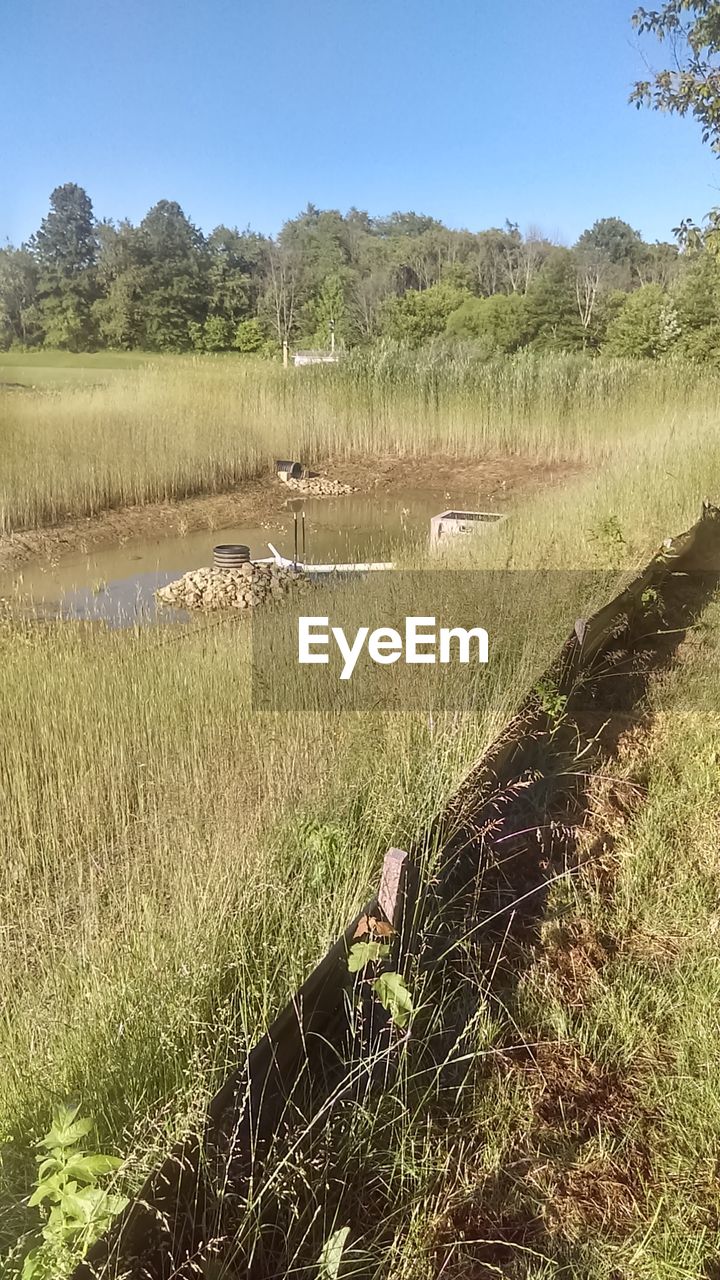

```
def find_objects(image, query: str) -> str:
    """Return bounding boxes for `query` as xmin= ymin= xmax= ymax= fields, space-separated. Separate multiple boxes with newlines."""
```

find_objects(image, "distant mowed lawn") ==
xmin=0 ymin=349 xmax=151 ymax=386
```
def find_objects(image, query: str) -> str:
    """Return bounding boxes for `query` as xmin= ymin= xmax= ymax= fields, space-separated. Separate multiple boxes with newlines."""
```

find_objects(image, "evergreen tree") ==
xmin=29 ymin=184 xmax=99 ymax=350
xmin=523 ymin=250 xmax=585 ymax=351
xmin=4 ymin=182 xmax=720 ymax=362
xmin=137 ymin=201 xmax=208 ymax=351
xmin=31 ymin=183 xmax=97 ymax=274
xmin=576 ymin=217 xmax=644 ymax=271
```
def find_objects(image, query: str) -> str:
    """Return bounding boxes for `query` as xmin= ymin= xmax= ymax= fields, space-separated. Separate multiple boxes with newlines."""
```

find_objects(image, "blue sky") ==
xmin=1 ymin=0 xmax=718 ymax=246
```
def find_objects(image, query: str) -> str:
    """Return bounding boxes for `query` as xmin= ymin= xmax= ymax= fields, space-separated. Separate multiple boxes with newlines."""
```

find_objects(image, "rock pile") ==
xmin=156 ymin=561 xmax=305 ymax=612
xmin=280 ymin=475 xmax=355 ymax=496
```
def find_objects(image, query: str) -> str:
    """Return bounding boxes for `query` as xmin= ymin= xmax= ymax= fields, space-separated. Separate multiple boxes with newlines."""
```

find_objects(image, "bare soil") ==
xmin=0 ymin=452 xmax=579 ymax=574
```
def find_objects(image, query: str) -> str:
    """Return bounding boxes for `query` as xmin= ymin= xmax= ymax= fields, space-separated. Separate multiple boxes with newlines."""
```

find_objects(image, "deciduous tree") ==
xmin=0 ymin=248 xmax=40 ymax=347
xmin=604 ymin=283 xmax=680 ymax=357
xmin=445 ymin=292 xmax=528 ymax=354
xmin=631 ymin=1 xmax=720 ymax=150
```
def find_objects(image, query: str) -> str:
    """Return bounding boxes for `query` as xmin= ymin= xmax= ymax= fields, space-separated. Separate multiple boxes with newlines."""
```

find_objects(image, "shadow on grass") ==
xmin=202 ymin=564 xmax=720 ymax=1279
xmin=73 ymin=552 xmax=720 ymax=1280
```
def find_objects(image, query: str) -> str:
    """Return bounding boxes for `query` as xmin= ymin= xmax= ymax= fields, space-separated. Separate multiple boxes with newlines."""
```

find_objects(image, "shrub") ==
xmin=234 ymin=317 xmax=265 ymax=353
xmin=446 ymin=293 xmax=528 ymax=355
xmin=379 ymin=282 xmax=470 ymax=346
xmin=604 ymin=284 xmax=680 ymax=358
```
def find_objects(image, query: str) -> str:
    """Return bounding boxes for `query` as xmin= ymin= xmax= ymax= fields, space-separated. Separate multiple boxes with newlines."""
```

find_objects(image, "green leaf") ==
xmin=63 ymin=1153 xmax=122 ymax=1182
xmin=38 ymin=1117 xmax=93 ymax=1151
xmin=61 ymin=1183 xmax=106 ymax=1218
xmin=54 ymin=1103 xmax=82 ymax=1128
xmin=347 ymin=941 xmax=390 ymax=973
xmin=372 ymin=971 xmax=414 ymax=1028
xmin=28 ymin=1173 xmax=64 ymax=1207
xmin=21 ymin=1247 xmax=43 ymax=1280
xmin=104 ymin=1192 xmax=129 ymax=1218
xmin=318 ymin=1226 xmax=350 ymax=1280
xmin=60 ymin=1183 xmax=127 ymax=1230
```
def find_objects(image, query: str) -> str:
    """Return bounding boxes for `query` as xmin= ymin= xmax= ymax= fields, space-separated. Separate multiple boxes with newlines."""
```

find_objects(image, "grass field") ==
xmin=2 ymin=349 xmax=720 ymax=532
xmin=381 ymin=608 xmax=720 ymax=1280
xmin=1 ymin=351 xmax=719 ymax=1277
xmin=0 ymin=350 xmax=150 ymax=385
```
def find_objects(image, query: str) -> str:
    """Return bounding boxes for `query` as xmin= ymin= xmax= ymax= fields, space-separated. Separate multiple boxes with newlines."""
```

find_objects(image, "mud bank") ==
xmin=0 ymin=453 xmax=579 ymax=575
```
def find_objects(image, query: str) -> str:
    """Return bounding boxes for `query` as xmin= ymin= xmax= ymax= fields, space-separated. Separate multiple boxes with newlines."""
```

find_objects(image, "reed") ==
xmin=2 ymin=349 xmax=720 ymax=532
xmin=2 ymin=351 xmax=720 ymax=1274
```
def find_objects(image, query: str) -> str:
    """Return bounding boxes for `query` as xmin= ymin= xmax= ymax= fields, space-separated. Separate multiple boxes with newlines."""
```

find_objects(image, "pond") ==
xmin=0 ymin=488 xmax=504 ymax=627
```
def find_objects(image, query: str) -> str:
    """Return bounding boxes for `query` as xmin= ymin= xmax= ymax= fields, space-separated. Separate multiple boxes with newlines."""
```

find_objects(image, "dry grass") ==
xmin=2 ymin=350 xmax=720 ymax=532
xmin=2 ymin=352 xmax=720 ymax=1276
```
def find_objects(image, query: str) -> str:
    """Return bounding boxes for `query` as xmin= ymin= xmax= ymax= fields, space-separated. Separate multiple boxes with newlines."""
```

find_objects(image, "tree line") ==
xmin=2 ymin=183 xmax=720 ymax=361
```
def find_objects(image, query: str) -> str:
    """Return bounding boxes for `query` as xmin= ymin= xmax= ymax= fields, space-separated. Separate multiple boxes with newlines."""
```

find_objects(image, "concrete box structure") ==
xmin=430 ymin=509 xmax=507 ymax=547
xmin=293 ymin=351 xmax=341 ymax=366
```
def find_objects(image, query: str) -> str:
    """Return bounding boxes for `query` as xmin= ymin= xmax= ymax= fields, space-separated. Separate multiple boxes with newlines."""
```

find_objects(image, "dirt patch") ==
xmin=328 ymin=451 xmax=578 ymax=500
xmin=537 ymin=916 xmax=616 ymax=1008
xmin=0 ymin=452 xmax=579 ymax=574
xmin=430 ymin=1191 xmax=547 ymax=1280
xmin=501 ymin=1042 xmax=638 ymax=1141
xmin=427 ymin=1044 xmax=655 ymax=1275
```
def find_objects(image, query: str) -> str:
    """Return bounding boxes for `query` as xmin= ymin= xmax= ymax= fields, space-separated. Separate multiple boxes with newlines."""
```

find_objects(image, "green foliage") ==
xmin=38 ymin=290 xmax=97 ymax=354
xmin=135 ymin=201 xmax=208 ymax=351
xmin=303 ymin=273 xmax=348 ymax=348
xmin=576 ymin=217 xmax=644 ymax=268
xmin=19 ymin=1104 xmax=125 ymax=1280
xmin=0 ymin=249 xmax=41 ymax=349
xmin=346 ymin=945 xmax=414 ymax=1026
xmin=588 ymin=513 xmax=628 ymax=567
xmin=641 ymin=584 xmax=660 ymax=610
xmin=347 ymin=941 xmax=390 ymax=972
xmin=681 ymin=319 xmax=720 ymax=361
xmin=199 ymin=315 xmax=234 ymax=352
xmin=296 ymin=818 xmax=349 ymax=893
xmin=280 ymin=205 xmax=351 ymax=285
xmin=632 ymin=1 xmax=720 ymax=152
xmin=92 ymin=222 xmax=146 ymax=350
xmin=31 ymin=184 xmax=97 ymax=276
xmin=533 ymin=678 xmax=568 ymax=725
xmin=234 ymin=317 xmax=266 ymax=353
xmin=596 ymin=287 xmax=634 ymax=338
xmin=591 ymin=514 xmax=625 ymax=548
xmin=380 ymin=282 xmax=470 ymax=346
xmin=207 ymin=225 xmax=265 ymax=329
xmin=93 ymin=276 xmax=145 ymax=350
xmin=445 ymin=292 xmax=528 ymax=354
xmin=4 ymin=184 xmax=720 ymax=360
xmin=604 ymin=284 xmax=680 ymax=357
xmin=372 ymin=971 xmax=414 ymax=1027
xmin=523 ymin=249 xmax=585 ymax=352
xmin=674 ymin=252 xmax=720 ymax=360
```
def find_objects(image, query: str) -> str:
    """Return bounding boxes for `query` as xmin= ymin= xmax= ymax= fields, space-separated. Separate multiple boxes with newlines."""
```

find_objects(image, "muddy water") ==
xmin=0 ymin=490 xmax=496 ymax=627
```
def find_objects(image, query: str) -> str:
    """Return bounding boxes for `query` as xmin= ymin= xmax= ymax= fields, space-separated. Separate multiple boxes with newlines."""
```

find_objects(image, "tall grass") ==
xmin=2 ymin=355 xmax=720 ymax=1273
xmin=2 ymin=350 xmax=720 ymax=531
